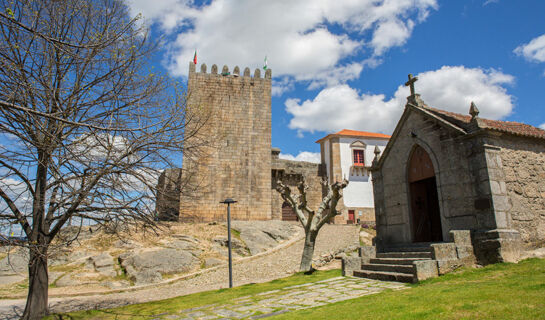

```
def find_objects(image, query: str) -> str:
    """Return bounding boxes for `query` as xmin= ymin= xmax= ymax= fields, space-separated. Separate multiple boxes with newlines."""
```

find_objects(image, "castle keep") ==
xmin=156 ymin=63 xmax=324 ymax=222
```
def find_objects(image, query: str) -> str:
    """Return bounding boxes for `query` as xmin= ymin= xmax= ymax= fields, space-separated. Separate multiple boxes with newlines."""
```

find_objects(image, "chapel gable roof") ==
xmin=373 ymin=98 xmax=545 ymax=171
xmin=424 ymin=106 xmax=545 ymax=140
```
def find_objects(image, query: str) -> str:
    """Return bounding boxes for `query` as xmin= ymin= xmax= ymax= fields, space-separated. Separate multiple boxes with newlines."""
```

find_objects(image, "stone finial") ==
xmin=211 ymin=64 xmax=218 ymax=74
xmin=254 ymin=68 xmax=261 ymax=78
xmin=372 ymin=145 xmax=381 ymax=167
xmin=233 ymin=66 xmax=240 ymax=75
xmin=469 ymin=101 xmax=480 ymax=119
xmin=200 ymin=63 xmax=207 ymax=73
xmin=222 ymin=65 xmax=229 ymax=75
xmin=243 ymin=67 xmax=251 ymax=77
xmin=265 ymin=68 xmax=272 ymax=79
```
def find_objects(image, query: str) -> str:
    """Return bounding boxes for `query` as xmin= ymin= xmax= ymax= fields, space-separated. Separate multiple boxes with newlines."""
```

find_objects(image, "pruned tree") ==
xmin=0 ymin=0 xmax=208 ymax=319
xmin=276 ymin=177 xmax=348 ymax=272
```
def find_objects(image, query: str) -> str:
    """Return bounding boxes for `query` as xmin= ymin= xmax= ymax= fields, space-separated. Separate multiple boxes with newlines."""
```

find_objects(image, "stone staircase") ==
xmin=353 ymin=244 xmax=433 ymax=283
xmin=342 ymin=230 xmax=477 ymax=283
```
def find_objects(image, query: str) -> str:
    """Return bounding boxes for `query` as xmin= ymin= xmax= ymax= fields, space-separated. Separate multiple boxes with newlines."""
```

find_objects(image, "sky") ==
xmin=126 ymin=0 xmax=545 ymax=164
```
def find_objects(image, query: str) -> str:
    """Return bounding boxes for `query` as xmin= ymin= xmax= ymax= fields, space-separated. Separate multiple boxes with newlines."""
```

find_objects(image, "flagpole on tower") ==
xmin=263 ymin=55 xmax=268 ymax=70
xmin=193 ymin=50 xmax=197 ymax=65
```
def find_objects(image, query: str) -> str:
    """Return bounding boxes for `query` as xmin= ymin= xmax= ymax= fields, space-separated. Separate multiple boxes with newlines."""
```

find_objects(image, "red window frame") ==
xmin=353 ymin=149 xmax=364 ymax=166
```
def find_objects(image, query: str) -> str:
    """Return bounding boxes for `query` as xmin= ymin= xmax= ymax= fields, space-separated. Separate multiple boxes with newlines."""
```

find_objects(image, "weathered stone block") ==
xmin=413 ymin=260 xmax=438 ymax=281
xmin=341 ymin=255 xmax=362 ymax=277
xmin=473 ymin=229 xmax=522 ymax=264
xmin=437 ymin=260 xmax=463 ymax=275
xmin=358 ymin=246 xmax=376 ymax=263
xmin=431 ymin=243 xmax=457 ymax=261
xmin=449 ymin=230 xmax=472 ymax=246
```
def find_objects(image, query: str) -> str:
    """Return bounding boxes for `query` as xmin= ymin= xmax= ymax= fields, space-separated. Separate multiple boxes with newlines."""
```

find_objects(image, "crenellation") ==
xmin=244 ymin=67 xmax=251 ymax=77
xmin=222 ymin=65 xmax=229 ymax=74
xmin=211 ymin=64 xmax=218 ymax=74
xmin=233 ymin=66 xmax=240 ymax=75
xmin=201 ymin=63 xmax=207 ymax=73
xmin=254 ymin=68 xmax=261 ymax=78
xmin=265 ymin=69 xmax=272 ymax=79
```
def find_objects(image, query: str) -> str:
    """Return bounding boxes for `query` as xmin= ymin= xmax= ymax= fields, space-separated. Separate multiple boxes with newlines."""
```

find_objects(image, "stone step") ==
xmin=353 ymin=270 xmax=414 ymax=283
xmin=370 ymin=257 xmax=430 ymax=265
xmin=361 ymin=263 xmax=414 ymax=274
xmin=376 ymin=252 xmax=432 ymax=259
xmin=382 ymin=246 xmax=431 ymax=252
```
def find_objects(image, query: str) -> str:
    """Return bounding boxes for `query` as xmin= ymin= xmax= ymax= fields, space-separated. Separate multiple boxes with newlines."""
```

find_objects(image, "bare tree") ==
xmin=0 ymin=1 xmax=207 ymax=319
xmin=275 ymin=178 xmax=348 ymax=272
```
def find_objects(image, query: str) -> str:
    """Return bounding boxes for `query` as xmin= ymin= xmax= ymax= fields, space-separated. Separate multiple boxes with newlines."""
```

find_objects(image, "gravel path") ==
xmin=0 ymin=224 xmax=359 ymax=319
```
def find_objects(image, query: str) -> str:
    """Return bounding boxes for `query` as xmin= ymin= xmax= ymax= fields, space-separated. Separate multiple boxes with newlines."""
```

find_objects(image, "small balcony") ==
xmin=350 ymin=163 xmax=370 ymax=176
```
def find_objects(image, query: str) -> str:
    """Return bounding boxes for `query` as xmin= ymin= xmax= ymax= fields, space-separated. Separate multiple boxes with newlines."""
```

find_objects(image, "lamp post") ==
xmin=220 ymin=198 xmax=237 ymax=288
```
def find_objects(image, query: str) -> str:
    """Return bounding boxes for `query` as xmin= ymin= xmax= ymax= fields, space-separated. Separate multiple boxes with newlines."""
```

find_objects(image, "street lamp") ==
xmin=220 ymin=198 xmax=237 ymax=288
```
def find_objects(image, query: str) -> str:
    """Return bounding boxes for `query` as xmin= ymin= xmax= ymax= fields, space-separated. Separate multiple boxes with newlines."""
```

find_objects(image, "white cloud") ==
xmin=483 ymin=0 xmax=499 ymax=6
xmin=286 ymin=66 xmax=515 ymax=135
xmin=272 ymin=77 xmax=295 ymax=97
xmin=514 ymin=34 xmax=545 ymax=63
xmin=540 ymin=123 xmax=545 ymax=130
xmin=279 ymin=152 xmax=321 ymax=163
xmin=126 ymin=0 xmax=438 ymax=90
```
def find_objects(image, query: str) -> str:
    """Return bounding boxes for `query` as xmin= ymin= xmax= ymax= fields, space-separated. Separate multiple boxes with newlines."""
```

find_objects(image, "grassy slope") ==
xmin=47 ymin=258 xmax=545 ymax=320
xmin=273 ymin=258 xmax=545 ymax=320
xmin=46 ymin=269 xmax=341 ymax=319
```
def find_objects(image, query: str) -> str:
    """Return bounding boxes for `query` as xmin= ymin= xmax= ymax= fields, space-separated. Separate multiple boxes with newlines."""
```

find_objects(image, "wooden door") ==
xmin=408 ymin=146 xmax=443 ymax=242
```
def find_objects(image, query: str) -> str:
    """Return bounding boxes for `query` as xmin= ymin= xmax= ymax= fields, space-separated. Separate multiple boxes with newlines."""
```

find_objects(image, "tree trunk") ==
xmin=299 ymin=230 xmax=317 ymax=272
xmin=22 ymin=246 xmax=49 ymax=320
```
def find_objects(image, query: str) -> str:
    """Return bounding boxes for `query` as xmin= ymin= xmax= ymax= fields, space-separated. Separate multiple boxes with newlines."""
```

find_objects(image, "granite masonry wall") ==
xmin=271 ymin=152 xmax=325 ymax=220
xmin=156 ymin=169 xmax=182 ymax=221
xmin=180 ymin=63 xmax=272 ymax=222
xmin=495 ymin=135 xmax=545 ymax=246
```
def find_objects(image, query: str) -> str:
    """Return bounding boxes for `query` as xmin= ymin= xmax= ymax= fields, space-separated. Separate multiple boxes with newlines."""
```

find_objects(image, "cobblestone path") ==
xmin=147 ymin=277 xmax=407 ymax=320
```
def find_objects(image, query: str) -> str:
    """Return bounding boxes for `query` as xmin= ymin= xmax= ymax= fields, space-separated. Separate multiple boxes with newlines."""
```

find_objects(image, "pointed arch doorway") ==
xmin=408 ymin=145 xmax=443 ymax=242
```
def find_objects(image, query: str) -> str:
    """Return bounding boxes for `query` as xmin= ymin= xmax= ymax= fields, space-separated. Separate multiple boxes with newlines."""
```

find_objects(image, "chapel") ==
xmin=371 ymin=76 xmax=545 ymax=264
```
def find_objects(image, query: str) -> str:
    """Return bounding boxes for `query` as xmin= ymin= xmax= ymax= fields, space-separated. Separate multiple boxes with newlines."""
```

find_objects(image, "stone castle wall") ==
xmin=496 ymin=135 xmax=545 ymax=246
xmin=180 ymin=63 xmax=272 ymax=222
xmin=271 ymin=153 xmax=325 ymax=220
xmin=156 ymin=169 xmax=183 ymax=221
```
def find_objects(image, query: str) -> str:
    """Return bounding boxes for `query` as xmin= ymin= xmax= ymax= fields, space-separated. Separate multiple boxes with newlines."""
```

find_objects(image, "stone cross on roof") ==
xmin=405 ymin=74 xmax=418 ymax=96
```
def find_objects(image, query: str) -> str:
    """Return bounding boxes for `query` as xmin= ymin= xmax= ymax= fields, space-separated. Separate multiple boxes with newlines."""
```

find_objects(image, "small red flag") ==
xmin=193 ymin=50 xmax=197 ymax=65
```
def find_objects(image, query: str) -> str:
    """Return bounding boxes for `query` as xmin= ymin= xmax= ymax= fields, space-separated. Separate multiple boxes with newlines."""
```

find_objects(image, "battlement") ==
xmin=189 ymin=62 xmax=272 ymax=79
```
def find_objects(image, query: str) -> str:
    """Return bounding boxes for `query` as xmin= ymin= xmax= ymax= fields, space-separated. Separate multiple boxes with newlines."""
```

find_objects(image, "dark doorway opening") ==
xmin=408 ymin=146 xmax=443 ymax=242
xmin=282 ymin=201 xmax=298 ymax=221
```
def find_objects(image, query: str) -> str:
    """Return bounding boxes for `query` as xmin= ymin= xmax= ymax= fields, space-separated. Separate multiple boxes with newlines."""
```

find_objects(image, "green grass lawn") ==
xmin=46 ymin=258 xmax=545 ymax=320
xmin=273 ymin=258 xmax=545 ymax=320
xmin=46 ymin=269 xmax=341 ymax=319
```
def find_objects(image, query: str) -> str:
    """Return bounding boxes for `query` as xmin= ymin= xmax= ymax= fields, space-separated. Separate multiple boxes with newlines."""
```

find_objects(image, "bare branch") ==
xmin=0 ymin=186 xmax=31 ymax=236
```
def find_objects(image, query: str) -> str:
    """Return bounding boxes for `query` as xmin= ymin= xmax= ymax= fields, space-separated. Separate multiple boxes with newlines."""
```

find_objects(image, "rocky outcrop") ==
xmin=119 ymin=248 xmax=199 ymax=285
xmin=86 ymin=252 xmax=117 ymax=277
xmin=230 ymin=221 xmax=299 ymax=255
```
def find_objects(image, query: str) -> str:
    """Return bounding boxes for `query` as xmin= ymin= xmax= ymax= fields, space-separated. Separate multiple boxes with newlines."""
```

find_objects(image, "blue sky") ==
xmin=127 ymin=0 xmax=545 ymax=163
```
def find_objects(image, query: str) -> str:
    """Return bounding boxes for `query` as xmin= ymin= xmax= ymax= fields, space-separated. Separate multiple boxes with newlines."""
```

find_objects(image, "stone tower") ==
xmin=180 ymin=62 xmax=272 ymax=222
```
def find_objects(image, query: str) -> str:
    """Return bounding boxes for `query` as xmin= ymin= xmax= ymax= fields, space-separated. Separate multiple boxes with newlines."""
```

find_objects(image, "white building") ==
xmin=317 ymin=129 xmax=390 ymax=224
